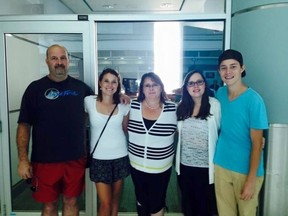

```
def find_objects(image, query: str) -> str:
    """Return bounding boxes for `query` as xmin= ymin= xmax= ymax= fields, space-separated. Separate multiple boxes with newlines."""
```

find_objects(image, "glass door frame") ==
xmin=0 ymin=17 xmax=97 ymax=216
xmin=90 ymin=12 xmax=231 ymax=216
xmin=0 ymin=4 xmax=232 ymax=214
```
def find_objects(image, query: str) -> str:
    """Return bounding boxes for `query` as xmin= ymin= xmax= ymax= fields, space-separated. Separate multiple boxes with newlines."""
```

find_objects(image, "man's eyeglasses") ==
xmin=187 ymin=80 xmax=205 ymax=87
xmin=26 ymin=176 xmax=38 ymax=192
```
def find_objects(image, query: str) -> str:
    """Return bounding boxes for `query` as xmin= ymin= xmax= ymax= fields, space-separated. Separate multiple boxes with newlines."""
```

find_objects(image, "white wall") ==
xmin=0 ymin=0 xmax=71 ymax=15
xmin=231 ymin=1 xmax=288 ymax=215
xmin=231 ymin=1 xmax=288 ymax=124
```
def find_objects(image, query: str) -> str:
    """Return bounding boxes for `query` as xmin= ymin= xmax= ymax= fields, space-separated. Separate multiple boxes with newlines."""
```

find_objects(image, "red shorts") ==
xmin=31 ymin=157 xmax=86 ymax=203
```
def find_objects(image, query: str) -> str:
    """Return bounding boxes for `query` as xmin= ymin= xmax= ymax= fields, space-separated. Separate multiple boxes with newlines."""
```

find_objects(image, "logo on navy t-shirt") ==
xmin=45 ymin=88 xmax=78 ymax=100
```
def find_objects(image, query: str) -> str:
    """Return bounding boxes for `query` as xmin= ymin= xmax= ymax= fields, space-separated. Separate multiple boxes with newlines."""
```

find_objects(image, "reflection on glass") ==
xmin=154 ymin=22 xmax=182 ymax=93
xmin=98 ymin=21 xmax=224 ymax=100
xmin=97 ymin=20 xmax=224 ymax=213
xmin=5 ymin=33 xmax=84 ymax=212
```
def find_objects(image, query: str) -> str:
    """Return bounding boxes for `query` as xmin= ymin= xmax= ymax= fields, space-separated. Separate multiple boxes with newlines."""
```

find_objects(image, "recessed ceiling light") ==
xmin=102 ymin=4 xmax=115 ymax=9
xmin=160 ymin=3 xmax=173 ymax=8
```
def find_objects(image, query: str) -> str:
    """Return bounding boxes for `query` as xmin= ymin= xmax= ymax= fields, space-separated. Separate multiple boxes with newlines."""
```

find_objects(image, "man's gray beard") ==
xmin=55 ymin=68 xmax=67 ymax=75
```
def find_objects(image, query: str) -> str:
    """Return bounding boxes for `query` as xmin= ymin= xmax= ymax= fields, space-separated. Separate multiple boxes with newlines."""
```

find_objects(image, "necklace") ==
xmin=145 ymin=100 xmax=160 ymax=110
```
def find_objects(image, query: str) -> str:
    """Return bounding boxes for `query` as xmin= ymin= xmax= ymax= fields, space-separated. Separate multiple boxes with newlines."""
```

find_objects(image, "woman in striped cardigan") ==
xmin=128 ymin=72 xmax=177 ymax=216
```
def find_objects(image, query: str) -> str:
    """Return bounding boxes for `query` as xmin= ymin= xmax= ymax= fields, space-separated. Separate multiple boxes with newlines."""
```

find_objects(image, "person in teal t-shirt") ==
xmin=214 ymin=49 xmax=268 ymax=216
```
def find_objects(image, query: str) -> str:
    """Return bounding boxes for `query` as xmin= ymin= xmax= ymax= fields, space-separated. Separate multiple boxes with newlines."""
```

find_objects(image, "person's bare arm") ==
xmin=16 ymin=123 xmax=32 ymax=179
xmin=240 ymin=129 xmax=263 ymax=200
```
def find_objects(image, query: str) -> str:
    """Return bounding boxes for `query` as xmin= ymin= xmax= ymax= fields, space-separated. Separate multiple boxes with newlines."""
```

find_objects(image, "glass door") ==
xmin=0 ymin=17 xmax=226 ymax=216
xmin=0 ymin=20 xmax=96 ymax=216
xmin=96 ymin=20 xmax=224 ymax=215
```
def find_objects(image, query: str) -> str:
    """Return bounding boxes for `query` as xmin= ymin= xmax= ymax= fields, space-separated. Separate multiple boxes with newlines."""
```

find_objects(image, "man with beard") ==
xmin=16 ymin=44 xmax=94 ymax=216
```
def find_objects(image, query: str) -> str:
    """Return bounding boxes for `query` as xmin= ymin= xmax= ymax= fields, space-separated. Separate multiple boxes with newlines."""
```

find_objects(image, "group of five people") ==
xmin=17 ymin=44 xmax=268 ymax=216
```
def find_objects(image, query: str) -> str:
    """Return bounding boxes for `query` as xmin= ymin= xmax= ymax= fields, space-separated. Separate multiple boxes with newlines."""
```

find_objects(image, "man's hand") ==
xmin=240 ymin=177 xmax=256 ymax=201
xmin=18 ymin=160 xmax=32 ymax=179
xmin=120 ymin=94 xmax=131 ymax=105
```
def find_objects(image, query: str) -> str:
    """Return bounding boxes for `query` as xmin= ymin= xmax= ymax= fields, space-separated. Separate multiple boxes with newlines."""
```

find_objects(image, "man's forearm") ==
xmin=16 ymin=123 xmax=31 ymax=162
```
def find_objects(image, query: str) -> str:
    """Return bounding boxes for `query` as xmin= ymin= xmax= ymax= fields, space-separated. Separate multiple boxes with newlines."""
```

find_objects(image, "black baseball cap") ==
xmin=218 ymin=49 xmax=246 ymax=77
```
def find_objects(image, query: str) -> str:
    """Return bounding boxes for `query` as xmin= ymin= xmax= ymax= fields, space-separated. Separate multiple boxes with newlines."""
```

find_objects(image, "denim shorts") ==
xmin=89 ymin=155 xmax=130 ymax=184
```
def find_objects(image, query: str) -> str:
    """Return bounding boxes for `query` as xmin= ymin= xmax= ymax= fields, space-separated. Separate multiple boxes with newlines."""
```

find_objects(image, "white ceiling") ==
xmin=0 ymin=0 xmax=224 ymax=16
xmin=58 ymin=0 xmax=225 ymax=14
xmin=60 ymin=0 xmax=185 ymax=13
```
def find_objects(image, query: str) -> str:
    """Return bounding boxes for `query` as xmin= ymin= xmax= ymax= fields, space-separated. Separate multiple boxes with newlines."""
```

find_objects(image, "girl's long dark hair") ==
xmin=177 ymin=70 xmax=212 ymax=121
xmin=137 ymin=72 xmax=167 ymax=104
xmin=97 ymin=68 xmax=121 ymax=104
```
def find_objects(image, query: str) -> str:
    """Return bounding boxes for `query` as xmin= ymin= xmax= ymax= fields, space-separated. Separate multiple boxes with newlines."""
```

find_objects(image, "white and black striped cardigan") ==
xmin=128 ymin=100 xmax=177 ymax=173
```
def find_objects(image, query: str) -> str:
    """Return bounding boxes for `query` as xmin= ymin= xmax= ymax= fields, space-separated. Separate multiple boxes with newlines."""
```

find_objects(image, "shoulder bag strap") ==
xmin=90 ymin=104 xmax=118 ymax=156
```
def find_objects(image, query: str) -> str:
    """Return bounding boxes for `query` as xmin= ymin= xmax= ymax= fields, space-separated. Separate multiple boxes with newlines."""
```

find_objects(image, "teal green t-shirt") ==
xmin=214 ymin=86 xmax=268 ymax=176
